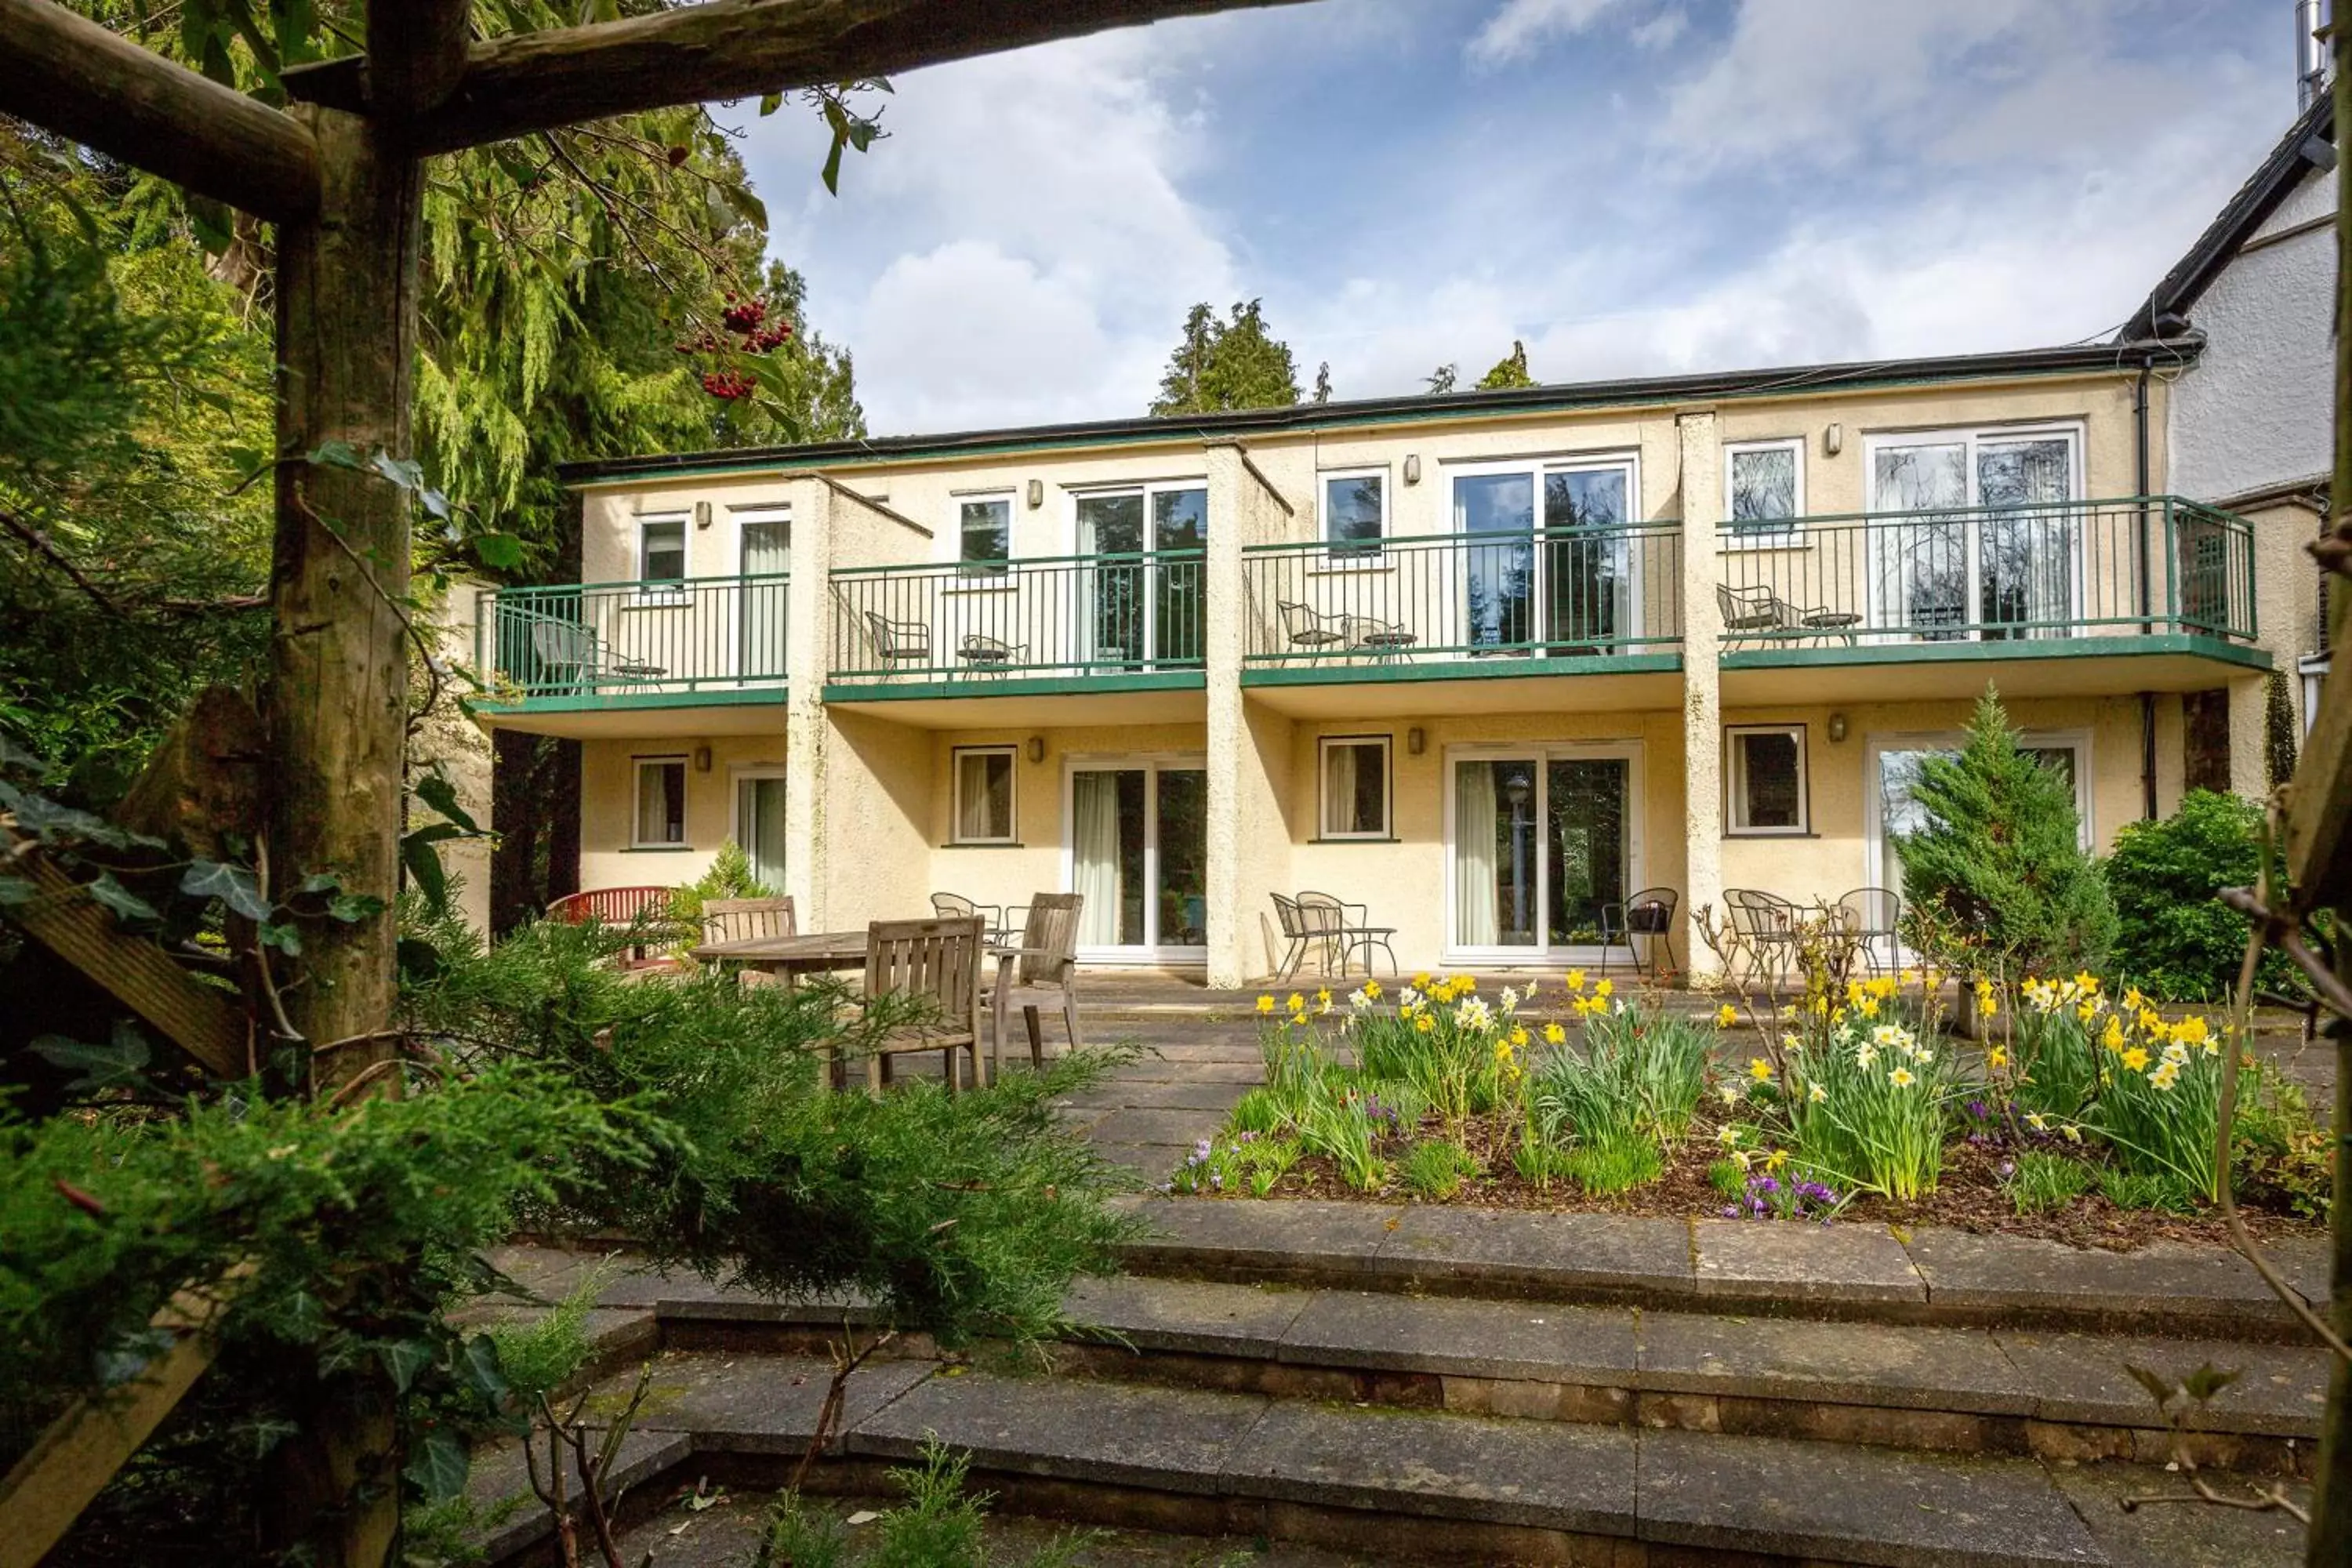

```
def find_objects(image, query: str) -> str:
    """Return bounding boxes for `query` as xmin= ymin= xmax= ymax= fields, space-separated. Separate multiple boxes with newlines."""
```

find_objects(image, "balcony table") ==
xmin=1800 ymin=611 xmax=1864 ymax=647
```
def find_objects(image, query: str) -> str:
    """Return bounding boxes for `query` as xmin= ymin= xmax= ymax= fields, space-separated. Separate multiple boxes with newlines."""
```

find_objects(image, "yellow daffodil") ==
xmin=2173 ymin=1015 xmax=2210 ymax=1050
xmin=2119 ymin=1046 xmax=2149 ymax=1072
xmin=1807 ymin=1082 xmax=1828 ymax=1104
xmin=1988 ymin=1046 xmax=2009 ymax=1069
xmin=1593 ymin=978 xmax=1614 ymax=999
xmin=2150 ymin=1060 xmax=2181 ymax=1091
xmin=1414 ymin=1013 xmax=1436 ymax=1034
xmin=2026 ymin=1110 xmax=2049 ymax=1131
xmin=1888 ymin=1066 xmax=1916 ymax=1088
xmin=1718 ymin=1083 xmax=1744 ymax=1107
xmin=1763 ymin=1148 xmax=1790 ymax=1172
xmin=1544 ymin=1022 xmax=1567 ymax=1044
xmin=1255 ymin=995 xmax=1276 ymax=1014
xmin=2061 ymin=1123 xmax=2082 ymax=1144
xmin=1715 ymin=1003 xmax=1739 ymax=1028
xmin=1316 ymin=986 xmax=1331 ymax=1007
xmin=1363 ymin=978 xmax=1382 ymax=1000
xmin=1566 ymin=967 xmax=1588 ymax=992
xmin=1287 ymin=991 xmax=1305 ymax=1011
xmin=1413 ymin=971 xmax=1431 ymax=989
xmin=1509 ymin=1025 xmax=1530 ymax=1048
xmin=2102 ymin=1014 xmax=2126 ymax=1053
xmin=1748 ymin=1057 xmax=1773 ymax=1082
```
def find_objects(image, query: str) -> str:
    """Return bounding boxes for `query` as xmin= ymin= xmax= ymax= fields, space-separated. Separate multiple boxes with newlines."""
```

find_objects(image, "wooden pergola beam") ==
xmin=365 ymin=0 xmax=476 ymax=122
xmin=0 ymin=0 xmax=318 ymax=223
xmin=283 ymin=0 xmax=1318 ymax=155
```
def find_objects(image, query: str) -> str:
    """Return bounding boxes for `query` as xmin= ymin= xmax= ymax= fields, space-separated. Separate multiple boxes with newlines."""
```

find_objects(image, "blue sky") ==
xmin=735 ymin=0 xmax=2297 ymax=437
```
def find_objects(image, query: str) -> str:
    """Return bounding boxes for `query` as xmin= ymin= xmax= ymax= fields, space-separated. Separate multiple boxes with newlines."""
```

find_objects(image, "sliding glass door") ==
xmin=1076 ymin=484 xmax=1207 ymax=669
xmin=1449 ymin=745 xmax=1639 ymax=960
xmin=1069 ymin=757 xmax=1207 ymax=962
xmin=1455 ymin=459 xmax=1635 ymax=655
xmin=1867 ymin=427 xmax=2079 ymax=641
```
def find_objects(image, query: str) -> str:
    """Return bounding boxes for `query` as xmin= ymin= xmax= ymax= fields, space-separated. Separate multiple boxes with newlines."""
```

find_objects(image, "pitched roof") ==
xmin=2121 ymin=91 xmax=2336 ymax=341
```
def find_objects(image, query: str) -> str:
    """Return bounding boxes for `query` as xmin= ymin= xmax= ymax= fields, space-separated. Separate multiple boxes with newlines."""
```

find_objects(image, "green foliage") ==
xmin=2266 ymin=666 xmax=2299 ymax=789
xmin=1526 ymin=1004 xmax=1708 ymax=1156
xmin=2231 ymin=1058 xmax=2332 ymax=1219
xmin=1707 ymin=1158 xmax=1749 ymax=1200
xmin=1226 ymin=1087 xmax=1285 ymax=1136
xmin=1784 ymin=1012 xmax=1955 ymax=1202
xmin=2002 ymin=1152 xmax=2093 ymax=1214
xmin=1558 ymin=1137 xmax=1664 ymax=1195
xmin=1896 ymin=688 xmax=2118 ymax=976
xmin=757 ymin=1439 xmax=1088 ymax=1568
xmin=1401 ymin=1138 xmax=1479 ymax=1200
xmin=2097 ymin=1167 xmax=2192 ymax=1214
xmin=667 ymin=837 xmax=774 ymax=953
xmin=2105 ymin=791 xmax=2291 ymax=1002
xmin=1167 ymin=1131 xmax=1298 ymax=1198
xmin=1148 ymin=300 xmax=1301 ymax=416
xmin=1475 ymin=339 xmax=1536 ymax=390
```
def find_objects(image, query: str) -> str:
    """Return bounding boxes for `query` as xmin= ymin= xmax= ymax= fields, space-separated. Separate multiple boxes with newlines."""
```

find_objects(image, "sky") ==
xmin=732 ymin=0 xmax=2303 ymax=438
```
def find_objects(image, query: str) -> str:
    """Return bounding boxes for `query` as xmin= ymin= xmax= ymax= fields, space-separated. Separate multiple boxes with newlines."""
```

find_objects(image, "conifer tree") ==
xmin=1476 ymin=339 xmax=1536 ymax=389
xmin=1149 ymin=299 xmax=1301 ymax=414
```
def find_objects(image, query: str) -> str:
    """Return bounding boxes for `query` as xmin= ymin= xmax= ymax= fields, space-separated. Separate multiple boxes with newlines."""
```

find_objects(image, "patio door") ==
xmin=1867 ymin=428 xmax=2078 ymax=641
xmin=737 ymin=510 xmax=790 ymax=681
xmin=1865 ymin=733 xmax=2089 ymax=910
xmin=733 ymin=771 xmax=788 ymax=891
xmin=1069 ymin=757 xmax=1207 ymax=963
xmin=1455 ymin=459 xmax=1635 ymax=655
xmin=1076 ymin=484 xmax=1206 ymax=670
xmin=1447 ymin=744 xmax=1639 ymax=962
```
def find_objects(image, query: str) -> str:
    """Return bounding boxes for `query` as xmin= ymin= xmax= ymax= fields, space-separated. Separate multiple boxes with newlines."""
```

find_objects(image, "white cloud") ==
xmin=1628 ymin=7 xmax=1686 ymax=51
xmin=1466 ymin=0 xmax=1629 ymax=67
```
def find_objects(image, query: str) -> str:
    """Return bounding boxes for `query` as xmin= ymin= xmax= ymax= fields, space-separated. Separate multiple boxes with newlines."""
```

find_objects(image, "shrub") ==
xmin=2097 ymin=1167 xmax=2193 ymax=1214
xmin=2105 ymin=790 xmax=2292 ymax=1002
xmin=1402 ymin=1138 xmax=1479 ymax=1200
xmin=1896 ymin=687 xmax=2117 ymax=977
xmin=667 ymin=837 xmax=773 ymax=953
xmin=2002 ymin=1152 xmax=2093 ymax=1214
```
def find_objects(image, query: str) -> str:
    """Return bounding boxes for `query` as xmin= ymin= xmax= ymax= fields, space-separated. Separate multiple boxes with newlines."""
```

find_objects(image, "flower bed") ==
xmin=1171 ymin=971 xmax=2327 ymax=1246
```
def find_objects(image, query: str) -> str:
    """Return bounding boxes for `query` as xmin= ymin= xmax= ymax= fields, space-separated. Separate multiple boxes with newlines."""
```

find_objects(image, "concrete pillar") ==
xmin=781 ymin=475 xmax=832 ymax=927
xmin=1204 ymin=440 xmax=1292 ymax=987
xmin=2227 ymin=673 xmax=2270 ymax=800
xmin=1676 ymin=412 xmax=1726 ymax=981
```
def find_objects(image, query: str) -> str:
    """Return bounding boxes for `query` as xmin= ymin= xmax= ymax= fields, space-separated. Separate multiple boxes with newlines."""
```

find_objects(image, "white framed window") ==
xmin=1320 ymin=470 xmax=1387 ymax=560
xmin=1724 ymin=439 xmax=1804 ymax=543
xmin=952 ymin=746 xmax=1017 ymax=844
xmin=1442 ymin=740 xmax=1645 ymax=960
xmin=957 ymin=493 xmax=1012 ymax=576
xmin=1319 ymin=735 xmax=1392 ymax=839
xmin=637 ymin=514 xmax=688 ymax=583
xmin=1726 ymin=724 xmax=1808 ymax=835
xmin=1861 ymin=423 xmax=2084 ymax=642
xmin=1446 ymin=452 xmax=1642 ymax=652
xmin=632 ymin=756 xmax=688 ymax=848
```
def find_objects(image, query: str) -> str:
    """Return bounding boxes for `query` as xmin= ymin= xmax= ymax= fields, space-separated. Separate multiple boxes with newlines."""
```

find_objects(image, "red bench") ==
xmin=546 ymin=886 xmax=677 ymax=968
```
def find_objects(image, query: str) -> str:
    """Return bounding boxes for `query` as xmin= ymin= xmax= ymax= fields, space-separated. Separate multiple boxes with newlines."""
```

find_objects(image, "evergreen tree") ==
xmin=1896 ymin=688 xmax=2118 ymax=976
xmin=1149 ymin=299 xmax=1301 ymax=414
xmin=1425 ymin=362 xmax=1459 ymax=394
xmin=1312 ymin=360 xmax=1334 ymax=405
xmin=1476 ymin=339 xmax=1536 ymax=390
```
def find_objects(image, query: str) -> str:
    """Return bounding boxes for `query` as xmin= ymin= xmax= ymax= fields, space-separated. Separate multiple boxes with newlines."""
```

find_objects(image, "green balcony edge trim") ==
xmin=474 ymin=684 xmax=790 ymax=716
xmin=822 ymin=670 xmax=1209 ymax=704
xmin=1241 ymin=652 xmax=1685 ymax=688
xmin=1719 ymin=633 xmax=2271 ymax=672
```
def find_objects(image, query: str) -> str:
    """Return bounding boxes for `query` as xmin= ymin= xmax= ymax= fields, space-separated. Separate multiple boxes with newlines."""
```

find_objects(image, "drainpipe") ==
xmin=2132 ymin=356 xmax=2159 ymax=819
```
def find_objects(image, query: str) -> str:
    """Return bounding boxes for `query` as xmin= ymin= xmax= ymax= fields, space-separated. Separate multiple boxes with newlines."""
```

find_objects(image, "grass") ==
xmin=1401 ymin=1138 xmax=1479 ymax=1200
xmin=1559 ymin=1137 xmax=1664 ymax=1196
xmin=2002 ymin=1152 xmax=2095 ymax=1215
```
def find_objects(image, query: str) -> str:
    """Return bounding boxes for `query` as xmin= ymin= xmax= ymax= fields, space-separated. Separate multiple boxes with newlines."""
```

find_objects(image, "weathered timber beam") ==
xmin=365 ymin=0 xmax=474 ymax=120
xmin=281 ymin=0 xmax=1322 ymax=155
xmin=0 ymin=0 xmax=318 ymax=221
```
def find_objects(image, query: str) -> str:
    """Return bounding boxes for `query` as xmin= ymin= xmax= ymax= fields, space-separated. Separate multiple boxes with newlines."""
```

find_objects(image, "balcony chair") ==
xmin=1269 ymin=891 xmax=1341 ymax=982
xmin=864 ymin=611 xmax=932 ymax=670
xmin=856 ymin=916 xmax=986 ymax=1096
xmin=527 ymin=616 xmax=664 ymax=690
xmin=1298 ymin=890 xmax=1399 ymax=978
xmin=1340 ymin=614 xmax=1418 ymax=662
xmin=1715 ymin=583 xmax=1858 ymax=645
xmin=932 ymin=891 xmax=1025 ymax=946
xmin=1838 ymin=887 xmax=1903 ymax=977
xmin=1722 ymin=887 xmax=1801 ymax=982
xmin=1598 ymin=887 xmax=1678 ymax=980
xmin=984 ymin=893 xmax=1085 ymax=1083
xmin=1278 ymin=600 xmax=1347 ymax=658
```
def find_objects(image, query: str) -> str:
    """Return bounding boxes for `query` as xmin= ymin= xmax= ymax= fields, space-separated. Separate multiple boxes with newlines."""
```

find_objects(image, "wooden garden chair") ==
xmin=704 ymin=895 xmax=795 ymax=987
xmin=983 ymin=893 xmax=1083 ymax=1082
xmin=858 ymin=916 xmax=985 ymax=1095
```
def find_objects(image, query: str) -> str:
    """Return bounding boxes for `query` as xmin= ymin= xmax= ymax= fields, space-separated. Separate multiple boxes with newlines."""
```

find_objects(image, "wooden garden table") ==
xmin=690 ymin=928 xmax=869 ymax=982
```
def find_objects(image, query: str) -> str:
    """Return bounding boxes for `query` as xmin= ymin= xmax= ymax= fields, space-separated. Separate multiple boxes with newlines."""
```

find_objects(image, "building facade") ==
xmin=474 ymin=338 xmax=2302 ymax=985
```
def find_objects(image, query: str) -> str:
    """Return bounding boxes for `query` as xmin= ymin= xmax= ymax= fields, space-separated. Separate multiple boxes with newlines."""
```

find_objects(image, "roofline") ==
xmin=2122 ymin=92 xmax=2336 ymax=342
xmin=558 ymin=338 xmax=2201 ymax=487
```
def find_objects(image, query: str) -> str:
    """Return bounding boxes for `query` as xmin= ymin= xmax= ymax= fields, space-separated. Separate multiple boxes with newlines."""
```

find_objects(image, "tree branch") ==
xmin=0 ymin=0 xmax=319 ymax=222
xmin=281 ymin=0 xmax=1318 ymax=156
xmin=0 ymin=505 xmax=120 ymax=615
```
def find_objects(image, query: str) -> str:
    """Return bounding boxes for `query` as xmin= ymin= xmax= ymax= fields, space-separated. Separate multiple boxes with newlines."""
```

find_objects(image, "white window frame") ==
xmin=1724 ymin=723 xmax=1809 ymax=837
xmin=1058 ymin=750 xmax=1210 ymax=964
xmin=1722 ymin=437 xmax=1806 ymax=547
xmin=1443 ymin=452 xmax=1645 ymax=652
xmin=1067 ymin=478 xmax=1210 ymax=555
xmin=1317 ymin=467 xmax=1390 ymax=564
xmin=1317 ymin=734 xmax=1393 ymax=840
xmin=631 ymin=754 xmax=690 ymax=848
xmin=633 ymin=512 xmax=691 ymax=607
xmin=1858 ymin=421 xmax=2087 ymax=640
xmin=730 ymin=763 xmax=789 ymax=885
xmin=950 ymin=745 xmax=1018 ymax=846
xmin=1862 ymin=727 xmax=2095 ymax=894
xmin=953 ymin=491 xmax=1015 ymax=577
xmin=1439 ymin=739 xmax=1646 ymax=966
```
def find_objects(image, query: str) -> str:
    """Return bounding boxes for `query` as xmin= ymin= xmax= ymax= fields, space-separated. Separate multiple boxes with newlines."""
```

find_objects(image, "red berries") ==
xmin=687 ymin=292 xmax=797 ymax=399
xmin=701 ymin=370 xmax=756 ymax=401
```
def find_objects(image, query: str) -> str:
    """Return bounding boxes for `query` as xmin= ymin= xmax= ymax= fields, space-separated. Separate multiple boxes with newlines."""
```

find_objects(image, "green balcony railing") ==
xmin=828 ymin=550 xmax=1207 ymax=682
xmin=1241 ymin=521 xmax=1683 ymax=666
xmin=1715 ymin=495 xmax=2255 ymax=649
xmin=478 ymin=574 xmax=789 ymax=699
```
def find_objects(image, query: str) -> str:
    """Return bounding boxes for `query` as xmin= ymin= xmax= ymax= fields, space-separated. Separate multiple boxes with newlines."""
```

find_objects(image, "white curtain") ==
xmin=1454 ymin=762 xmax=1499 ymax=947
xmin=956 ymin=753 xmax=1003 ymax=841
xmin=739 ymin=777 xmax=787 ymax=890
xmin=1073 ymin=771 xmax=1123 ymax=946
xmin=1323 ymin=744 xmax=1357 ymax=835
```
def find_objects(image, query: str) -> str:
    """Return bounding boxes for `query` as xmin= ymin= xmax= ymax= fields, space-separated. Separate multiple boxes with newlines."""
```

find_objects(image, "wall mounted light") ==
xmin=1026 ymin=735 xmax=1046 ymax=764
xmin=693 ymin=745 xmax=713 ymax=772
xmin=1826 ymin=713 xmax=1848 ymax=744
xmin=694 ymin=499 xmax=713 ymax=530
xmin=1406 ymin=726 xmax=1426 ymax=756
xmin=1824 ymin=423 xmax=1844 ymax=458
xmin=1027 ymin=479 xmax=1044 ymax=509
xmin=1403 ymin=454 xmax=1422 ymax=486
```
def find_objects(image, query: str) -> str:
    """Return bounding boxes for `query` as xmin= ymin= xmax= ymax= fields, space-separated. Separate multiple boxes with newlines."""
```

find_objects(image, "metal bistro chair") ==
xmin=958 ymin=633 xmax=1026 ymax=674
xmin=1278 ymin=600 xmax=1346 ymax=659
xmin=865 ymin=610 xmax=932 ymax=671
xmin=984 ymin=893 xmax=1084 ymax=1083
xmin=858 ymin=916 xmax=986 ymax=1096
xmin=1341 ymin=613 xmax=1417 ymax=663
xmin=932 ymin=891 xmax=1026 ymax=946
xmin=1839 ymin=887 xmax=1903 ymax=977
xmin=1298 ymin=891 xmax=1399 ymax=978
xmin=704 ymin=895 xmax=797 ymax=987
xmin=528 ymin=616 xmax=664 ymax=691
xmin=1599 ymin=887 xmax=1678 ymax=980
xmin=1722 ymin=887 xmax=1800 ymax=982
xmin=1270 ymin=891 xmax=1340 ymax=982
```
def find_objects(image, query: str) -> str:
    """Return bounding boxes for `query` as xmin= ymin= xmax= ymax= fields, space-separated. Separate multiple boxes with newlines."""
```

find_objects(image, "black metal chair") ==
xmin=865 ymin=610 xmax=931 ymax=670
xmin=1298 ymin=890 xmax=1398 ymax=978
xmin=1278 ymin=601 xmax=1345 ymax=659
xmin=1599 ymin=887 xmax=1678 ymax=979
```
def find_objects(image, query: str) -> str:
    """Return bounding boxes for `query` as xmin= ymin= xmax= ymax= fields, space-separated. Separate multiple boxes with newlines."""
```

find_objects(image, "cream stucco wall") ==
xmin=578 ymin=731 xmax=789 ymax=893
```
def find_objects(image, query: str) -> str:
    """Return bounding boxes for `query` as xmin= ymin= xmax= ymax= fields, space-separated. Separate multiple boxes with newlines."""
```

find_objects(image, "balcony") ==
xmin=1715 ymin=495 xmax=2266 ymax=701
xmin=474 ymin=574 xmax=789 ymax=735
xmin=824 ymin=550 xmax=1209 ymax=720
xmin=1239 ymin=522 xmax=1684 ymax=716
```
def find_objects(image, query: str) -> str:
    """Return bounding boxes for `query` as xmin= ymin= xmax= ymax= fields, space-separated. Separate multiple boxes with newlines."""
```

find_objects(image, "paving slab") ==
xmin=1084 ymin=1109 xmax=1228 ymax=1149
xmin=847 ymin=1370 xmax=1267 ymax=1494
xmin=1223 ymin=1398 xmax=1638 ymax=1535
xmin=2049 ymin=1461 xmax=2310 ymax=1568
xmin=1278 ymin=1290 xmax=1636 ymax=1384
xmin=1900 ymin=1229 xmax=2290 ymax=1330
xmin=1691 ymin=1218 xmax=1926 ymax=1307
xmin=1118 ymin=1196 xmax=1404 ymax=1278
xmin=1091 ymin=1143 xmax=1181 ymax=1178
xmin=614 ymin=1350 xmax=934 ymax=1454
xmin=1634 ymin=1427 xmax=2106 ymax=1566
xmin=1636 ymin=1311 xmax=2034 ymax=1415
xmin=1994 ymin=1330 xmax=2332 ymax=1436
xmin=1373 ymin=1206 xmax=1693 ymax=1298
xmin=1058 ymin=1079 xmax=1252 ymax=1112
xmin=1064 ymin=1273 xmax=1312 ymax=1359
xmin=464 ymin=1425 xmax=691 ymax=1564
